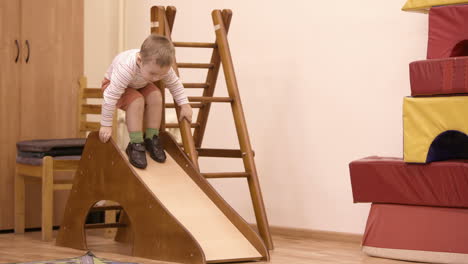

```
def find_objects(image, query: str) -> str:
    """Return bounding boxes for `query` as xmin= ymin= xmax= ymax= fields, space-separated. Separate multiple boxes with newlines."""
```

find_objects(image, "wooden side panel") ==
xmin=0 ymin=0 xmax=21 ymax=230
xmin=56 ymin=133 xmax=206 ymax=264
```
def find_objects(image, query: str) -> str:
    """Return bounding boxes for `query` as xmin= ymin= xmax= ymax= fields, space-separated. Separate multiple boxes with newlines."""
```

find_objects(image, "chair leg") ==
xmin=104 ymin=201 xmax=117 ymax=238
xmin=14 ymin=165 xmax=25 ymax=234
xmin=42 ymin=156 xmax=54 ymax=241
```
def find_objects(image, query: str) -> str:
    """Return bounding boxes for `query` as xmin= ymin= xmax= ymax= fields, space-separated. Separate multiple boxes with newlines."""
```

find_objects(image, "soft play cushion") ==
xmin=363 ymin=204 xmax=468 ymax=263
xmin=410 ymin=57 xmax=468 ymax=96
xmin=428 ymin=5 xmax=468 ymax=59
xmin=350 ymin=156 xmax=468 ymax=207
xmin=17 ymin=138 xmax=85 ymax=152
xmin=403 ymin=96 xmax=468 ymax=163
xmin=402 ymin=0 xmax=468 ymax=12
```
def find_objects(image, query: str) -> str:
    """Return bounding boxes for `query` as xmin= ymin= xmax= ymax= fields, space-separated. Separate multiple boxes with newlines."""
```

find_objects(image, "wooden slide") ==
xmin=56 ymin=132 xmax=269 ymax=264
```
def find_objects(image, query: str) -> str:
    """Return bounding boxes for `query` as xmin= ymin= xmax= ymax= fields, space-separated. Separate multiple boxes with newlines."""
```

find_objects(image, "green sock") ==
xmin=145 ymin=128 xmax=159 ymax=139
xmin=129 ymin=131 xmax=144 ymax=143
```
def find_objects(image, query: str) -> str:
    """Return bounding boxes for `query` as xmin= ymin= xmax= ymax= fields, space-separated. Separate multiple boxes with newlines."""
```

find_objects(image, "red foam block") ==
xmin=410 ymin=56 xmax=468 ymax=96
xmin=349 ymin=156 xmax=468 ymax=207
xmin=428 ymin=5 xmax=468 ymax=59
xmin=363 ymin=204 xmax=468 ymax=254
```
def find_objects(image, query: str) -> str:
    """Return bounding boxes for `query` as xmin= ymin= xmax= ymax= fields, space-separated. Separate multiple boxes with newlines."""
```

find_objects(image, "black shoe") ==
xmin=125 ymin=142 xmax=147 ymax=169
xmin=144 ymin=135 xmax=166 ymax=163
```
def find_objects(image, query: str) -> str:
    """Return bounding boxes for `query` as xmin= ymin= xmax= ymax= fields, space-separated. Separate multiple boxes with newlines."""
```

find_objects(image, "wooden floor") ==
xmin=0 ymin=231 xmax=418 ymax=264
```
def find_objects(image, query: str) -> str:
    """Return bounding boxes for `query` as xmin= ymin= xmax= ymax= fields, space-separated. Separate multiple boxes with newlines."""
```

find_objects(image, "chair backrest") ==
xmin=77 ymin=76 xmax=117 ymax=138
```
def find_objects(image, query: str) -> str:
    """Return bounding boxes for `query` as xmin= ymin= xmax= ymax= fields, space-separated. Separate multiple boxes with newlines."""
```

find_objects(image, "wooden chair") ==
xmin=14 ymin=76 xmax=117 ymax=241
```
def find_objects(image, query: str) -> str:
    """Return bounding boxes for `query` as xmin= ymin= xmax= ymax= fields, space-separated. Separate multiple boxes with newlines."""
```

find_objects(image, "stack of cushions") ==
xmin=349 ymin=3 xmax=468 ymax=263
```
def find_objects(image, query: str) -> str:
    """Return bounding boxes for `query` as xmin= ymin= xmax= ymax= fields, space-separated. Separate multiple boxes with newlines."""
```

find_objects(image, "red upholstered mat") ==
xmin=428 ymin=5 xmax=468 ymax=59
xmin=363 ymin=204 xmax=468 ymax=254
xmin=349 ymin=156 xmax=468 ymax=207
xmin=410 ymin=57 xmax=468 ymax=96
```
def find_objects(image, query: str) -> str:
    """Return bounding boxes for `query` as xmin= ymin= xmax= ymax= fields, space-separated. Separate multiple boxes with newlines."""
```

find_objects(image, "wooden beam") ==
xmin=182 ymin=83 xmax=209 ymax=89
xmin=80 ymin=121 xmax=99 ymax=131
xmin=90 ymin=205 xmax=124 ymax=212
xmin=212 ymin=9 xmax=273 ymax=250
xmin=197 ymin=148 xmax=247 ymax=158
xmin=53 ymin=184 xmax=73 ymax=190
xmin=82 ymin=88 xmax=102 ymax=99
xmin=188 ymin=96 xmax=232 ymax=103
xmin=85 ymin=223 xmax=126 ymax=229
xmin=202 ymin=172 xmax=249 ymax=179
xmin=193 ymin=10 xmax=233 ymax=148
xmin=81 ymin=104 xmax=101 ymax=115
xmin=177 ymin=63 xmax=214 ymax=69
xmin=166 ymin=123 xmax=200 ymax=128
xmin=166 ymin=103 xmax=204 ymax=108
xmin=173 ymin=42 xmax=217 ymax=48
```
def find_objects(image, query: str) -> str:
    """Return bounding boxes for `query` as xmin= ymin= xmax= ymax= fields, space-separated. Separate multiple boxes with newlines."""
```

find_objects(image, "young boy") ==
xmin=98 ymin=34 xmax=192 ymax=169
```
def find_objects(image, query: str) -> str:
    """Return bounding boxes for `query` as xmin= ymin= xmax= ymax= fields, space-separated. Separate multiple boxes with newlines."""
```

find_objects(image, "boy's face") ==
xmin=138 ymin=55 xmax=171 ymax=82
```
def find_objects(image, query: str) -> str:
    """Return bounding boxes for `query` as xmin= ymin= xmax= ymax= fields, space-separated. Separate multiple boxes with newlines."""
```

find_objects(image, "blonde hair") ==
xmin=140 ymin=34 xmax=175 ymax=67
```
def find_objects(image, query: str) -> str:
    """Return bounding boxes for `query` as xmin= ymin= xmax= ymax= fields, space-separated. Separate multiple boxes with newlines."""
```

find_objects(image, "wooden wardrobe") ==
xmin=0 ymin=0 xmax=83 ymax=230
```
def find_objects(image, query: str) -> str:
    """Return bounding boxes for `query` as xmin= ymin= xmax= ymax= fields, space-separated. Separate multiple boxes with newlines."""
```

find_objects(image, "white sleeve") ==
xmin=162 ymin=68 xmax=189 ymax=105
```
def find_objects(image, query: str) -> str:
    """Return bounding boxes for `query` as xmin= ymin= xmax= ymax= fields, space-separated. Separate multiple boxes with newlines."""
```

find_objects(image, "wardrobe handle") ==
xmin=25 ymin=40 xmax=30 ymax=63
xmin=15 ymin=40 xmax=20 ymax=63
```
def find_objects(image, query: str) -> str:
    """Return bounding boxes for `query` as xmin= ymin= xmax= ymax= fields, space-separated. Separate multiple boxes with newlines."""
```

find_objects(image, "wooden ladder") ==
xmin=150 ymin=6 xmax=273 ymax=250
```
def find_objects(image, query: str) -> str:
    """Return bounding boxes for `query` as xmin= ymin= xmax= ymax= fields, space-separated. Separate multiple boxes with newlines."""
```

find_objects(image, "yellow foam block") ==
xmin=403 ymin=96 xmax=468 ymax=163
xmin=402 ymin=0 xmax=468 ymax=12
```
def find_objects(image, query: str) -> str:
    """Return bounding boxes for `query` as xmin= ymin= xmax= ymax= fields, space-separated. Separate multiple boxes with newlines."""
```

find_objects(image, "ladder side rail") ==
xmin=212 ymin=9 xmax=274 ymax=250
xmin=151 ymin=6 xmax=167 ymax=132
xmin=160 ymin=6 xmax=200 ymax=170
xmin=193 ymin=11 xmax=233 ymax=148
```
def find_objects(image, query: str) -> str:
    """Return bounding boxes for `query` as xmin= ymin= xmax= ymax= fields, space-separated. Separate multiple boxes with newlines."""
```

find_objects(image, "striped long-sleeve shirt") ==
xmin=101 ymin=49 xmax=188 ymax=127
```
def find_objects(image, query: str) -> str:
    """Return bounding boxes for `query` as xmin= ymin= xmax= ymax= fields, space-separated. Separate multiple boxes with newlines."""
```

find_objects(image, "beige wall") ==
xmin=86 ymin=0 xmax=428 ymax=234
xmin=84 ymin=0 xmax=120 ymax=87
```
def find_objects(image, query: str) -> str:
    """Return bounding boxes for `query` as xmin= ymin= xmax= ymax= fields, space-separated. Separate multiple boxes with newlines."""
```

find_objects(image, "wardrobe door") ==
xmin=20 ymin=0 xmax=83 ymax=228
xmin=0 ymin=0 xmax=21 ymax=230
xmin=20 ymin=0 xmax=83 ymax=140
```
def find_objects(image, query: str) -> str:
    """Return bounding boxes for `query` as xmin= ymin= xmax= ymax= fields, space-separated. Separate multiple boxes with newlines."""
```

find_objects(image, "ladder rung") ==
xmin=182 ymin=83 xmax=210 ymax=89
xmin=202 ymin=172 xmax=250 ymax=179
xmin=177 ymin=63 xmax=214 ymax=69
xmin=81 ymin=104 xmax=101 ymax=114
xmin=188 ymin=96 xmax=232 ymax=103
xmin=166 ymin=123 xmax=200 ymax=128
xmin=53 ymin=184 xmax=73 ymax=190
xmin=90 ymin=205 xmax=123 ymax=212
xmin=173 ymin=42 xmax=217 ymax=48
xmin=166 ymin=103 xmax=204 ymax=108
xmin=80 ymin=121 xmax=100 ymax=131
xmin=196 ymin=148 xmax=255 ymax=158
xmin=85 ymin=223 xmax=126 ymax=229
xmin=83 ymin=88 xmax=103 ymax=99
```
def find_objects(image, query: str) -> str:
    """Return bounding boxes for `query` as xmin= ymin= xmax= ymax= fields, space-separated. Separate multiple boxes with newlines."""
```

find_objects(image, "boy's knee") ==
xmin=129 ymin=96 xmax=145 ymax=109
xmin=145 ymin=90 xmax=163 ymax=105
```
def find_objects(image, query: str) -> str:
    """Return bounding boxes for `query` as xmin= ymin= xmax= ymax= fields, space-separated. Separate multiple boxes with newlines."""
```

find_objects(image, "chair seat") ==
xmin=16 ymin=155 xmax=82 ymax=166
